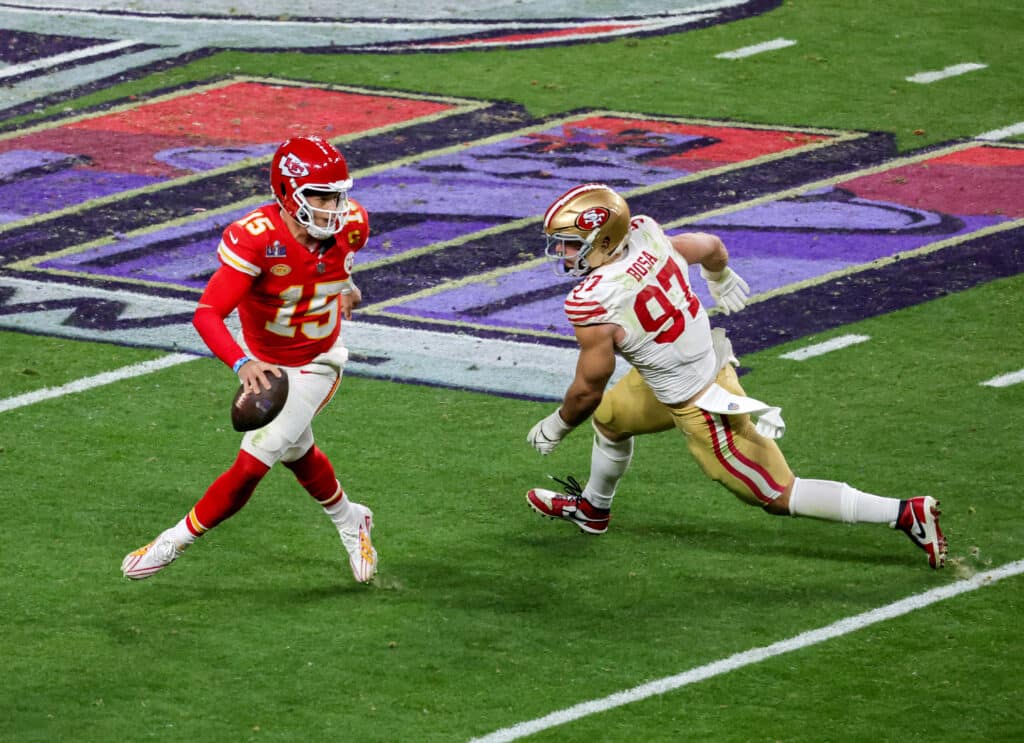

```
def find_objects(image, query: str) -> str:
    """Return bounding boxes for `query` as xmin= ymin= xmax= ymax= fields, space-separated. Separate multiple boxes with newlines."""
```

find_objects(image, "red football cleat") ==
xmin=894 ymin=496 xmax=947 ymax=569
xmin=526 ymin=481 xmax=610 ymax=535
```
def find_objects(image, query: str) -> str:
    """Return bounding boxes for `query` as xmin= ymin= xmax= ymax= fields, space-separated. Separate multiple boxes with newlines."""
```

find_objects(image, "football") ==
xmin=230 ymin=371 xmax=289 ymax=432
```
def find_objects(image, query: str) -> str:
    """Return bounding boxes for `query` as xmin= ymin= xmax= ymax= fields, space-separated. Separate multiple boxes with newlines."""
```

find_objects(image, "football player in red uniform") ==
xmin=122 ymin=136 xmax=378 ymax=582
xmin=525 ymin=183 xmax=947 ymax=569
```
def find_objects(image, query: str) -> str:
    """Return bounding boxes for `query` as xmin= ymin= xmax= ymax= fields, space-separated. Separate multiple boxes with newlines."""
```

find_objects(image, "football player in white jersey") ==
xmin=526 ymin=183 xmax=947 ymax=569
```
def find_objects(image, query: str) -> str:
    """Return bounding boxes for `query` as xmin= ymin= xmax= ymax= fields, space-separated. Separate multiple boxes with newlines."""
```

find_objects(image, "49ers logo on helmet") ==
xmin=279 ymin=153 xmax=310 ymax=178
xmin=576 ymin=207 xmax=610 ymax=231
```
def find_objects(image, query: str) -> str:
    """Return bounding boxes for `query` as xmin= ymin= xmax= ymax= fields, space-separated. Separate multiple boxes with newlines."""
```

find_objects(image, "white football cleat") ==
xmin=338 ymin=504 xmax=377 ymax=583
xmin=121 ymin=529 xmax=185 ymax=580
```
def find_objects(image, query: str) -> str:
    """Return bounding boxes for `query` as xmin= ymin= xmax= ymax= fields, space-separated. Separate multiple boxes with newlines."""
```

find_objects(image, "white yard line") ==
xmin=976 ymin=121 xmax=1024 ymax=141
xmin=470 ymin=559 xmax=1024 ymax=743
xmin=715 ymin=37 xmax=796 ymax=59
xmin=981 ymin=368 xmax=1024 ymax=388
xmin=906 ymin=62 xmax=987 ymax=84
xmin=779 ymin=334 xmax=870 ymax=361
xmin=0 ymin=39 xmax=141 ymax=79
xmin=0 ymin=353 xmax=198 ymax=414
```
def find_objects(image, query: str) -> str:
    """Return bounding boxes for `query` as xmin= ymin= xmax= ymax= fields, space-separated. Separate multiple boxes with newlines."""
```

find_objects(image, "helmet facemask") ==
xmin=292 ymin=186 xmax=350 ymax=240
xmin=544 ymin=229 xmax=606 ymax=276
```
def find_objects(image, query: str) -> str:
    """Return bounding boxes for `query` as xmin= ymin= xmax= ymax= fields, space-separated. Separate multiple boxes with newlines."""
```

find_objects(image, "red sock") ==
xmin=283 ymin=446 xmax=342 ymax=506
xmin=192 ymin=450 xmax=270 ymax=531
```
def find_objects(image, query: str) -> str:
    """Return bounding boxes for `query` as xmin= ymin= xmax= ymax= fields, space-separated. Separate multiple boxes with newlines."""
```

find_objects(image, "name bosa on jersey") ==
xmin=565 ymin=215 xmax=702 ymax=345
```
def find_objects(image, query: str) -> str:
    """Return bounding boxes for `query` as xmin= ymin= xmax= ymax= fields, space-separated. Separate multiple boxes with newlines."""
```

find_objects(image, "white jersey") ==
xmin=563 ymin=215 xmax=717 ymax=404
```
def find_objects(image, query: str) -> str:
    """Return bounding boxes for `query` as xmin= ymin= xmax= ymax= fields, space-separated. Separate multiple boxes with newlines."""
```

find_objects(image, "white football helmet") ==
xmin=542 ymin=183 xmax=631 ymax=276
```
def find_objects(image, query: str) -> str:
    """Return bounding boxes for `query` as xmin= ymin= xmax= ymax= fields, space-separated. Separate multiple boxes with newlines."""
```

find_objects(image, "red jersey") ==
xmin=214 ymin=200 xmax=369 ymax=366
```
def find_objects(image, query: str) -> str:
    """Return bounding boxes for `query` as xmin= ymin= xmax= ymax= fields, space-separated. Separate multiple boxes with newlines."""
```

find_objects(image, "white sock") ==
xmin=323 ymin=490 xmax=353 ymax=528
xmin=788 ymin=478 xmax=900 ymax=524
xmin=582 ymin=430 xmax=634 ymax=510
xmin=168 ymin=518 xmax=198 ymax=549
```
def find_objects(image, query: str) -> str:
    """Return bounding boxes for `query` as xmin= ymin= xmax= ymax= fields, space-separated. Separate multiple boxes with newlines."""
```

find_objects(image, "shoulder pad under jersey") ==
xmin=341 ymin=198 xmax=370 ymax=251
xmin=217 ymin=205 xmax=282 ymax=276
xmin=564 ymin=273 xmax=612 ymax=326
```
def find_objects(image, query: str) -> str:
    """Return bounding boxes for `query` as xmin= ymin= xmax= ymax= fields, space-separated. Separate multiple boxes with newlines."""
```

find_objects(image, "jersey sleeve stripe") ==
xmin=217 ymin=242 xmax=261 ymax=277
xmin=566 ymin=308 xmax=608 ymax=323
xmin=566 ymin=300 xmax=603 ymax=311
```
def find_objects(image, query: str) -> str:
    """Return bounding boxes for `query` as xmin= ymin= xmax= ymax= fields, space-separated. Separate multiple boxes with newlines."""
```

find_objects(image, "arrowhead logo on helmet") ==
xmin=279 ymin=153 xmax=310 ymax=178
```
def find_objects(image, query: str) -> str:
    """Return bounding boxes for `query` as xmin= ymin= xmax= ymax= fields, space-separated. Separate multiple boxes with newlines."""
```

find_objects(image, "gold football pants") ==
xmin=593 ymin=365 xmax=793 ymax=506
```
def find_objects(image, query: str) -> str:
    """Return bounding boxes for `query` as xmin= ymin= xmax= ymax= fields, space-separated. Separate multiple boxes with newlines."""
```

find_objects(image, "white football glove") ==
xmin=527 ymin=410 xmax=574 ymax=455
xmin=700 ymin=266 xmax=750 ymax=315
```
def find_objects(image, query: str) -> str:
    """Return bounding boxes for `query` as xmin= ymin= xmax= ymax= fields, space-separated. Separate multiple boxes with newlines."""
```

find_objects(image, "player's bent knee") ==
xmin=242 ymin=426 xmax=307 ymax=468
xmin=592 ymin=417 xmax=631 ymax=444
xmin=593 ymin=423 xmax=634 ymax=458
xmin=762 ymin=497 xmax=791 ymax=516
xmin=278 ymin=429 xmax=315 ymax=464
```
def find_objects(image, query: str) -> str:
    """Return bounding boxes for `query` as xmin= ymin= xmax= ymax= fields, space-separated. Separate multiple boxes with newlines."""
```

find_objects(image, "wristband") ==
xmin=551 ymin=410 xmax=575 ymax=434
xmin=232 ymin=356 xmax=251 ymax=374
xmin=700 ymin=266 xmax=725 ymax=281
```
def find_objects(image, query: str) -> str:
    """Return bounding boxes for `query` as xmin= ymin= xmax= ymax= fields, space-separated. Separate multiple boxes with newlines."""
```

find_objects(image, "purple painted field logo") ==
xmin=2 ymin=95 xmax=845 ymax=292
xmin=0 ymin=78 xmax=1021 ymax=368
xmin=0 ymin=80 xmax=466 ymax=222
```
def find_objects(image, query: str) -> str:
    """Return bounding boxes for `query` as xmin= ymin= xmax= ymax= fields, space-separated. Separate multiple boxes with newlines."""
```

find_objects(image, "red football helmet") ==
xmin=270 ymin=136 xmax=352 ymax=240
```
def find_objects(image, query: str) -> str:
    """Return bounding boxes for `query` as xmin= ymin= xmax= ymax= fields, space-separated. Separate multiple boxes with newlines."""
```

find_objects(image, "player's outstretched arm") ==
xmin=528 ymin=324 xmax=616 ymax=455
xmin=671 ymin=232 xmax=750 ymax=315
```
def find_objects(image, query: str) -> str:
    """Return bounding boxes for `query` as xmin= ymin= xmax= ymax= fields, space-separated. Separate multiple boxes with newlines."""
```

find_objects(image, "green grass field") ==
xmin=2 ymin=1 xmax=1023 ymax=741
xmin=3 ymin=276 xmax=1022 ymax=741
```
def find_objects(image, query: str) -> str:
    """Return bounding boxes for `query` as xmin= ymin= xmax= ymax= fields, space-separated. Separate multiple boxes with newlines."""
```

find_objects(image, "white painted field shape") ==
xmin=715 ymin=37 xmax=796 ymax=59
xmin=976 ymin=122 xmax=1024 ymax=141
xmin=779 ymin=334 xmax=870 ymax=361
xmin=0 ymin=40 xmax=141 ymax=80
xmin=906 ymin=62 xmax=987 ymax=84
xmin=470 ymin=559 xmax=1024 ymax=743
xmin=0 ymin=353 xmax=198 ymax=414
xmin=981 ymin=368 xmax=1024 ymax=388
